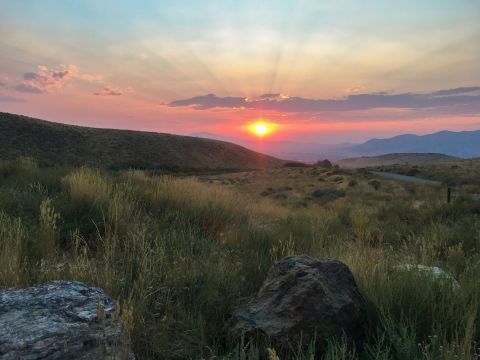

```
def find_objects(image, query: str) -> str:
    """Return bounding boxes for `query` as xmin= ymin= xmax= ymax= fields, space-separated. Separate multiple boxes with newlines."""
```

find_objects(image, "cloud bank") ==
xmin=169 ymin=87 xmax=480 ymax=114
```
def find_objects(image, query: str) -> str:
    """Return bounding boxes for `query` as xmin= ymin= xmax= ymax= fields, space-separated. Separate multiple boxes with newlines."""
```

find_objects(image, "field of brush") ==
xmin=1 ymin=158 xmax=480 ymax=359
xmin=371 ymin=158 xmax=480 ymax=189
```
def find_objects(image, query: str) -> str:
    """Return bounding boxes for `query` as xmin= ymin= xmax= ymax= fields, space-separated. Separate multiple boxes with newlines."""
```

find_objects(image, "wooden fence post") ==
xmin=447 ymin=187 xmax=452 ymax=203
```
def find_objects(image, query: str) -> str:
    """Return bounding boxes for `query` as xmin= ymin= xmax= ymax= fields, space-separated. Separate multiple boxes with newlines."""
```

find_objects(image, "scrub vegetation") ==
xmin=1 ymin=157 xmax=480 ymax=359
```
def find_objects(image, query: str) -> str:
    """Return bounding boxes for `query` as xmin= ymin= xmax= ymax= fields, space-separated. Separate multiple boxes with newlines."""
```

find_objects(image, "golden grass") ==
xmin=0 ymin=162 xmax=479 ymax=359
xmin=63 ymin=167 xmax=111 ymax=204
xmin=0 ymin=212 xmax=26 ymax=287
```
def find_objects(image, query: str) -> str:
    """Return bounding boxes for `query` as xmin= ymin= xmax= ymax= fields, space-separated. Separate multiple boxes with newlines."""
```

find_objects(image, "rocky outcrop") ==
xmin=232 ymin=255 xmax=364 ymax=354
xmin=0 ymin=280 xmax=134 ymax=359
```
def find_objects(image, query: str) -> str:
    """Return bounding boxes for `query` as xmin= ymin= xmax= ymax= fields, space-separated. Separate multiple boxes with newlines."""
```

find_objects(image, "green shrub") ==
xmin=369 ymin=180 xmax=382 ymax=190
xmin=312 ymin=187 xmax=346 ymax=203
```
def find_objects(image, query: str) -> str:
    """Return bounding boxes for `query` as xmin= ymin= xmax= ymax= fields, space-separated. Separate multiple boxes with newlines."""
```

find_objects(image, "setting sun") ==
xmin=255 ymin=123 xmax=268 ymax=135
xmin=248 ymin=120 xmax=277 ymax=137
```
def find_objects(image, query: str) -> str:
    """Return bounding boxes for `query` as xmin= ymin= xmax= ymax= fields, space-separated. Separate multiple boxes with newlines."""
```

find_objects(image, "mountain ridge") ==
xmin=350 ymin=130 xmax=480 ymax=158
xmin=191 ymin=129 xmax=480 ymax=161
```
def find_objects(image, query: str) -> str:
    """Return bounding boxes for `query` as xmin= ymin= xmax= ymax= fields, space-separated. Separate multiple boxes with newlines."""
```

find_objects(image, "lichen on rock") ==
xmin=0 ymin=280 xmax=134 ymax=359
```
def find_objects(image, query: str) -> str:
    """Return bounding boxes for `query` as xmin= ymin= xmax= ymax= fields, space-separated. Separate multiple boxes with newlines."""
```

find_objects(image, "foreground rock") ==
xmin=0 ymin=280 xmax=134 ymax=359
xmin=232 ymin=255 xmax=364 ymax=354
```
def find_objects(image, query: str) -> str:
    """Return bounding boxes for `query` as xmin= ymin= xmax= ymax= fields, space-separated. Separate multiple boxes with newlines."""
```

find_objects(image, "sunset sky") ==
xmin=1 ymin=0 xmax=479 ymax=143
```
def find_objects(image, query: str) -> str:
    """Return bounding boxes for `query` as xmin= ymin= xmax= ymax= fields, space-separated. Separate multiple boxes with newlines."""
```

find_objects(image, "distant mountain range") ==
xmin=349 ymin=131 xmax=480 ymax=158
xmin=2 ymin=112 xmax=478 ymax=171
xmin=192 ymin=129 xmax=480 ymax=161
xmin=0 ymin=112 xmax=283 ymax=171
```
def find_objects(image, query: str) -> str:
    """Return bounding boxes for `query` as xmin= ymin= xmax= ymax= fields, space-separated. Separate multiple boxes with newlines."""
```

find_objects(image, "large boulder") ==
xmin=0 ymin=280 xmax=134 ymax=359
xmin=232 ymin=256 xmax=364 ymax=353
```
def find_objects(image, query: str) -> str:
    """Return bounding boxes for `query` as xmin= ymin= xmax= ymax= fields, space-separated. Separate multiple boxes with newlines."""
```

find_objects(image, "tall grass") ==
xmin=0 ymin=212 xmax=27 ymax=287
xmin=63 ymin=167 xmax=111 ymax=205
xmin=0 ymin=160 xmax=479 ymax=359
xmin=37 ymin=198 xmax=59 ymax=259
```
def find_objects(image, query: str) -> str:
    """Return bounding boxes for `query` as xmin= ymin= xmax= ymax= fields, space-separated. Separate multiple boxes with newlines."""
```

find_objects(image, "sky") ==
xmin=0 ymin=0 xmax=479 ymax=144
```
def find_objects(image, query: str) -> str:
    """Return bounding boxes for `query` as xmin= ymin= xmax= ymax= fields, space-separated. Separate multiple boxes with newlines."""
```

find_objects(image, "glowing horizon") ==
xmin=0 ymin=1 xmax=479 ymax=144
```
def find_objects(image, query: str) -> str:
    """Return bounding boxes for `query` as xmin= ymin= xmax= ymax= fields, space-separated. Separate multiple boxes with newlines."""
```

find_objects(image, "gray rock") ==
xmin=0 ymin=280 xmax=134 ymax=359
xmin=232 ymin=255 xmax=364 ymax=353
xmin=394 ymin=264 xmax=460 ymax=289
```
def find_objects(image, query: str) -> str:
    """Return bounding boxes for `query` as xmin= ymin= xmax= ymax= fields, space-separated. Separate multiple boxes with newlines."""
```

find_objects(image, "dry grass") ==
xmin=63 ymin=167 xmax=111 ymax=204
xmin=0 ymin=160 xmax=479 ymax=359
xmin=0 ymin=212 xmax=27 ymax=287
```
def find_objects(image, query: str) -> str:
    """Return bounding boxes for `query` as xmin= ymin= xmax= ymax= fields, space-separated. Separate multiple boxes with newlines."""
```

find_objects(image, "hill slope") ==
xmin=0 ymin=112 xmax=283 ymax=170
xmin=348 ymin=130 xmax=480 ymax=158
xmin=336 ymin=153 xmax=458 ymax=168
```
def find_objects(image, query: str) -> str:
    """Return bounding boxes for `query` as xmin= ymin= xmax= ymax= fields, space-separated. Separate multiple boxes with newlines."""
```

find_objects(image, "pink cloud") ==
xmin=11 ymin=64 xmax=104 ymax=94
xmin=15 ymin=64 xmax=78 ymax=94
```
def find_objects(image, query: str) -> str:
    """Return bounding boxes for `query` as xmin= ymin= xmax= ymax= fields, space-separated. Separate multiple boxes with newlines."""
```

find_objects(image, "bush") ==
xmin=407 ymin=168 xmax=420 ymax=176
xmin=283 ymin=161 xmax=310 ymax=168
xmin=315 ymin=159 xmax=333 ymax=168
xmin=369 ymin=180 xmax=382 ymax=190
xmin=312 ymin=187 xmax=346 ymax=203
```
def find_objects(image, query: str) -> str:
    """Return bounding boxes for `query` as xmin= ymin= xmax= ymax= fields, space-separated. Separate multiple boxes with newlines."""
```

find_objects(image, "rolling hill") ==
xmin=336 ymin=153 xmax=458 ymax=168
xmin=0 ymin=112 xmax=283 ymax=171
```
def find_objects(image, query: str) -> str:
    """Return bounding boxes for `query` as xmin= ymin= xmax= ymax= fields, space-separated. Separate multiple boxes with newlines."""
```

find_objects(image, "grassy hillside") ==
xmin=337 ymin=153 xmax=458 ymax=168
xmin=1 ymin=158 xmax=479 ymax=359
xmin=0 ymin=112 xmax=283 ymax=171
